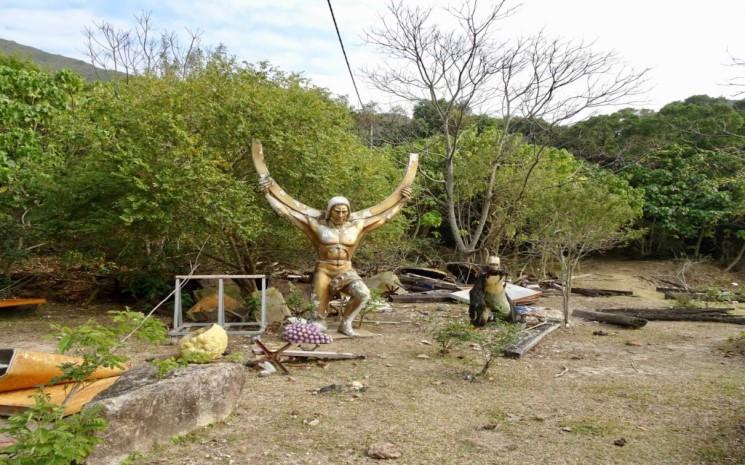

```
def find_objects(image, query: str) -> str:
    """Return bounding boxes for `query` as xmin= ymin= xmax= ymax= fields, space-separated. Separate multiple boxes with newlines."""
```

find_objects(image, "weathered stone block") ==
xmin=86 ymin=362 xmax=246 ymax=465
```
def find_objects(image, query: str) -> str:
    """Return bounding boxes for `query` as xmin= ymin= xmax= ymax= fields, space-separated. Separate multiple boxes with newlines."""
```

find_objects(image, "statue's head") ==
xmin=486 ymin=256 xmax=501 ymax=271
xmin=326 ymin=196 xmax=351 ymax=225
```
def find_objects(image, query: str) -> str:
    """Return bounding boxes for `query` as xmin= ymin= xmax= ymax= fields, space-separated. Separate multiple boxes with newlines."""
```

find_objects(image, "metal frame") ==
xmin=169 ymin=274 xmax=267 ymax=337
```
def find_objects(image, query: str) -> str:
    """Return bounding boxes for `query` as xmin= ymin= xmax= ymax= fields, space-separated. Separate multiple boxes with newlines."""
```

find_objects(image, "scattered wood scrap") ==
xmin=389 ymin=289 xmax=453 ymax=303
xmin=573 ymin=310 xmax=647 ymax=329
xmin=281 ymin=350 xmax=366 ymax=360
xmin=504 ymin=321 xmax=561 ymax=358
xmin=398 ymin=272 xmax=461 ymax=292
xmin=0 ymin=298 xmax=47 ymax=310
xmin=571 ymin=288 xmax=633 ymax=297
xmin=599 ymin=307 xmax=745 ymax=325
xmin=445 ymin=262 xmax=481 ymax=285
xmin=663 ymin=291 xmax=742 ymax=302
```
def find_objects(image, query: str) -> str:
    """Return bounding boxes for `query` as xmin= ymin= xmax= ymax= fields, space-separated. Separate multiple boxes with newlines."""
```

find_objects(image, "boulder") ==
xmin=85 ymin=362 xmax=246 ymax=465
xmin=365 ymin=272 xmax=407 ymax=295
xmin=251 ymin=287 xmax=291 ymax=324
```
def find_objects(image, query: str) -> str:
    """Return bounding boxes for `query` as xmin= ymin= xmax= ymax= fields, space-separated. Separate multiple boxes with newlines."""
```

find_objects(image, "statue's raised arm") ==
xmin=350 ymin=153 xmax=418 ymax=221
xmin=252 ymin=140 xmax=323 ymax=219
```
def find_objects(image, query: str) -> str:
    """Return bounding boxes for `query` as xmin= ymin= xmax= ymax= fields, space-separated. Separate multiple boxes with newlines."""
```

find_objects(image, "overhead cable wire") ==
xmin=326 ymin=0 xmax=365 ymax=109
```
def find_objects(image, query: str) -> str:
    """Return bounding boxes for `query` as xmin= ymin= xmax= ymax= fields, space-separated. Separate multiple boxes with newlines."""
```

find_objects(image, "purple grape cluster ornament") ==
xmin=282 ymin=323 xmax=333 ymax=344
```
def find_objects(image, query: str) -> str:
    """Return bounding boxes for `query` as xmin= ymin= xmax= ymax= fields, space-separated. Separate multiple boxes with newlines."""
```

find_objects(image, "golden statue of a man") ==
xmin=252 ymin=141 xmax=417 ymax=336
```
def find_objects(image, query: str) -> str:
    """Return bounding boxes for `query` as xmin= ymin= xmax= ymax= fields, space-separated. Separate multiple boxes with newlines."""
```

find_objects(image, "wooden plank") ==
xmin=281 ymin=350 xmax=366 ymax=360
xmin=573 ymin=310 xmax=647 ymax=328
xmin=0 ymin=298 xmax=47 ymax=309
xmin=252 ymin=348 xmax=365 ymax=360
xmin=504 ymin=322 xmax=561 ymax=358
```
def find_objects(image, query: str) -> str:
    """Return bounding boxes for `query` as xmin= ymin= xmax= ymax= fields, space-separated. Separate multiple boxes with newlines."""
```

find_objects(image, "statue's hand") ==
xmin=258 ymin=175 xmax=274 ymax=192
xmin=401 ymin=186 xmax=413 ymax=200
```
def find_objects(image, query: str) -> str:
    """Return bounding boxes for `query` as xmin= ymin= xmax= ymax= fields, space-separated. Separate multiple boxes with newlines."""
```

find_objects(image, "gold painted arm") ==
xmin=351 ymin=153 xmax=418 ymax=220
xmin=265 ymin=194 xmax=315 ymax=238
xmin=252 ymin=140 xmax=323 ymax=218
xmin=360 ymin=197 xmax=409 ymax=234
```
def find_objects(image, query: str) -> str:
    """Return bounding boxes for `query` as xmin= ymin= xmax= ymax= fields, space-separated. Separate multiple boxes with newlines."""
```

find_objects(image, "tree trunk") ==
xmin=694 ymin=226 xmax=706 ymax=258
xmin=559 ymin=253 xmax=572 ymax=326
xmin=725 ymin=240 xmax=745 ymax=273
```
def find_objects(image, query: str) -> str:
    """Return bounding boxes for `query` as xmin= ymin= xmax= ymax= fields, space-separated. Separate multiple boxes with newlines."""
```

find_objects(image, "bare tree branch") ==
xmin=365 ymin=0 xmax=647 ymax=256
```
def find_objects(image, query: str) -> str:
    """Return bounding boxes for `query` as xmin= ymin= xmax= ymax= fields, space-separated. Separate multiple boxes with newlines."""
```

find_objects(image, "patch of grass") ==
xmin=485 ymin=406 xmax=508 ymax=422
xmin=722 ymin=331 xmax=745 ymax=355
xmin=170 ymin=432 xmax=199 ymax=445
xmin=581 ymin=382 xmax=657 ymax=403
xmin=559 ymin=418 xmax=616 ymax=437
xmin=698 ymin=444 xmax=731 ymax=463
xmin=121 ymin=452 xmax=143 ymax=465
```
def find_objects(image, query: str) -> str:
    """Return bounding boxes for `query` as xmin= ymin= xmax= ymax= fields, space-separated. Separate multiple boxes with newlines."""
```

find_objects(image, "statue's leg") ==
xmin=338 ymin=280 xmax=371 ymax=336
xmin=312 ymin=268 xmax=332 ymax=318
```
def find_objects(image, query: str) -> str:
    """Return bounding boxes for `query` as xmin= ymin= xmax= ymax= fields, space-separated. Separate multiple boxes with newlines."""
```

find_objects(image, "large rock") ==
xmin=252 ymin=287 xmax=291 ymax=324
xmin=365 ymin=272 xmax=407 ymax=295
xmin=85 ymin=362 xmax=246 ymax=465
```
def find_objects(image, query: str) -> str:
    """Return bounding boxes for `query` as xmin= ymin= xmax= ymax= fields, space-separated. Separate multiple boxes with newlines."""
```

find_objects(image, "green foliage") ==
xmin=223 ymin=352 xmax=246 ymax=364
xmin=109 ymin=309 xmax=168 ymax=344
xmin=0 ymin=57 xmax=84 ymax=273
xmin=432 ymin=319 xmax=478 ymax=354
xmin=152 ymin=350 xmax=239 ymax=379
xmin=117 ymin=271 xmax=171 ymax=302
xmin=554 ymin=96 xmax=745 ymax=259
xmin=151 ymin=357 xmax=184 ymax=379
xmin=0 ymin=393 xmax=107 ymax=465
xmin=36 ymin=54 xmax=408 ymax=276
xmin=284 ymin=283 xmax=313 ymax=316
xmin=51 ymin=309 xmax=168 ymax=385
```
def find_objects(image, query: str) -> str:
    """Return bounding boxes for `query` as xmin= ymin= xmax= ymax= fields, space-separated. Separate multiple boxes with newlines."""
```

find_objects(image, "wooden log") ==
xmin=594 ymin=308 xmax=745 ymax=325
xmin=601 ymin=307 xmax=735 ymax=315
xmin=664 ymin=291 xmax=744 ymax=302
xmin=573 ymin=310 xmax=648 ymax=328
xmin=504 ymin=321 xmax=561 ymax=358
xmin=656 ymin=286 xmax=691 ymax=293
xmin=389 ymin=290 xmax=453 ymax=303
xmin=571 ymin=288 xmax=633 ymax=297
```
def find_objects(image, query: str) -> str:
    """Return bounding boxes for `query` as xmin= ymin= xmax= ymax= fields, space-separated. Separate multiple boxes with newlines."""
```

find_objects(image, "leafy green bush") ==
xmin=432 ymin=319 xmax=478 ymax=354
xmin=0 ymin=393 xmax=107 ymax=465
xmin=475 ymin=322 xmax=520 ymax=376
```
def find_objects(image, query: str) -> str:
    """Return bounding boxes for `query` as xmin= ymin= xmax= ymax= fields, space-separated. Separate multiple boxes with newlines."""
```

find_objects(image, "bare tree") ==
xmin=730 ymin=55 xmax=745 ymax=96
xmin=84 ymin=11 xmax=203 ymax=80
xmin=366 ymin=0 xmax=648 ymax=257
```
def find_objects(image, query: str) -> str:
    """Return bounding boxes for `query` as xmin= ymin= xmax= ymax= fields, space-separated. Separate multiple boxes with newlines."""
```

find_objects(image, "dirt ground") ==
xmin=2 ymin=259 xmax=745 ymax=464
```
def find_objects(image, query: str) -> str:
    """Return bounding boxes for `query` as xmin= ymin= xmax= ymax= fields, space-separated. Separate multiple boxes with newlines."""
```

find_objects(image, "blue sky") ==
xmin=1 ymin=0 xmax=745 ymax=114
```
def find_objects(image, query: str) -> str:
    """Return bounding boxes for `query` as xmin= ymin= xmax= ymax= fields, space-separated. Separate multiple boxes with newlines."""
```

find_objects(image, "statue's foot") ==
xmin=338 ymin=320 xmax=358 ymax=337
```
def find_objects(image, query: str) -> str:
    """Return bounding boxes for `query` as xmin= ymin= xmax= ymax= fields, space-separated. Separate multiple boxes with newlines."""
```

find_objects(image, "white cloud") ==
xmin=1 ymin=0 xmax=744 ymax=114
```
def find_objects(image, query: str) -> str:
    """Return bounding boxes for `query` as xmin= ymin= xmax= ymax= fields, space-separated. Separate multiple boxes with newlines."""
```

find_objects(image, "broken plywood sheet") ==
xmin=449 ymin=283 xmax=543 ymax=305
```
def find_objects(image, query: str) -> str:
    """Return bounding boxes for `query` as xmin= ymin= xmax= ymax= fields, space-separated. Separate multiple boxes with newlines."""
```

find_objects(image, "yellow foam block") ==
xmin=0 ymin=349 xmax=126 ymax=393
xmin=0 ymin=377 xmax=119 ymax=416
